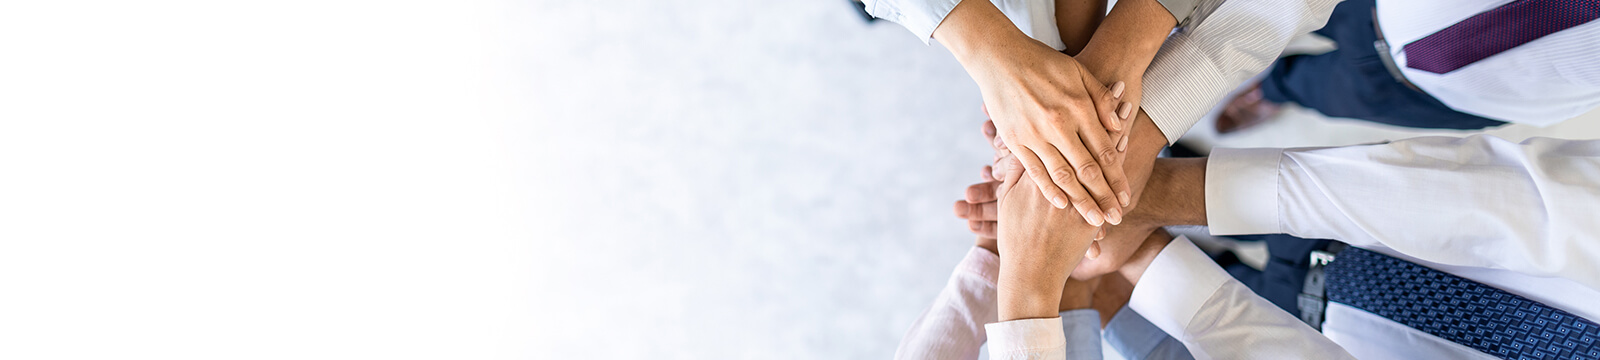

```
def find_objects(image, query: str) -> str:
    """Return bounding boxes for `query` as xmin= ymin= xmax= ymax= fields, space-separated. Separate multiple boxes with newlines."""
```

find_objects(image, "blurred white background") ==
xmin=5 ymin=1 xmax=1599 ymax=359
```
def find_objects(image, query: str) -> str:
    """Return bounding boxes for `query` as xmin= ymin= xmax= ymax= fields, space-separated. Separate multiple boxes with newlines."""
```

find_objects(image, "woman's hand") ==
xmin=936 ymin=0 xmax=1133 ymax=228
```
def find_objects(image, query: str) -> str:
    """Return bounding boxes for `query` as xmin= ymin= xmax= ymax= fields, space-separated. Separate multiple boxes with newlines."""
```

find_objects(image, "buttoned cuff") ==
xmin=1059 ymin=309 xmax=1102 ymax=359
xmin=864 ymin=0 xmax=962 ymax=44
xmin=1205 ymin=147 xmax=1284 ymax=235
xmin=985 ymin=317 xmax=1066 ymax=360
xmin=957 ymin=246 xmax=1001 ymax=285
xmin=1127 ymin=236 xmax=1232 ymax=339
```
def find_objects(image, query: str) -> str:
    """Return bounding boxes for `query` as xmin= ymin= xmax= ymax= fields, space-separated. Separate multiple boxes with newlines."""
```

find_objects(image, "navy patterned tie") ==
xmin=1325 ymin=248 xmax=1600 ymax=359
xmin=1403 ymin=0 xmax=1600 ymax=74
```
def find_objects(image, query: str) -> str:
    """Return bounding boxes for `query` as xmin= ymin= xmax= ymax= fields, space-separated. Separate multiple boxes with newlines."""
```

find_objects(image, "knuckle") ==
xmin=1076 ymin=163 xmax=1101 ymax=182
xmin=1097 ymin=147 xmax=1118 ymax=163
xmin=1049 ymin=166 xmax=1077 ymax=183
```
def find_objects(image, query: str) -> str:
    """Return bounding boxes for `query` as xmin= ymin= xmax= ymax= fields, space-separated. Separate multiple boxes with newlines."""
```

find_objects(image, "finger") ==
xmin=1030 ymin=143 xmax=1103 ymax=225
xmin=1065 ymin=118 xmax=1130 ymax=222
xmin=971 ymin=220 xmax=998 ymax=239
xmin=998 ymin=154 xmax=1024 ymax=185
xmin=952 ymin=200 xmax=997 ymax=221
xmin=981 ymin=165 xmax=995 ymax=182
xmin=971 ymin=200 xmax=997 ymax=221
xmin=1097 ymin=82 xmax=1126 ymax=133
xmin=1085 ymin=240 xmax=1102 ymax=259
xmin=966 ymin=181 xmax=999 ymax=203
xmin=1013 ymin=146 xmax=1075 ymax=212
xmin=1119 ymin=104 xmax=1136 ymax=152
xmin=992 ymin=134 xmax=1011 ymax=160
xmin=983 ymin=120 xmax=997 ymax=145
xmin=1050 ymin=134 xmax=1120 ymax=225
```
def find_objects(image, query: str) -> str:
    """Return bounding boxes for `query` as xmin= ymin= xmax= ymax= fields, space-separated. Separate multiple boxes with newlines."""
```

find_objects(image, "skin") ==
xmin=1055 ymin=0 xmax=1107 ymax=56
xmin=935 ymin=0 xmax=1134 ymax=226
xmin=934 ymin=0 xmax=1206 ymax=322
xmin=993 ymin=150 xmax=1100 ymax=321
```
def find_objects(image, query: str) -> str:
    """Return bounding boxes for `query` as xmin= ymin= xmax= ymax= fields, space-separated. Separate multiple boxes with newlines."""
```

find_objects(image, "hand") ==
xmin=957 ymin=120 xmax=1105 ymax=253
xmin=993 ymin=151 xmax=1099 ymax=321
xmin=978 ymin=49 xmax=1131 ymax=227
xmin=1070 ymin=220 xmax=1159 ymax=280
xmin=936 ymin=0 xmax=1134 ymax=227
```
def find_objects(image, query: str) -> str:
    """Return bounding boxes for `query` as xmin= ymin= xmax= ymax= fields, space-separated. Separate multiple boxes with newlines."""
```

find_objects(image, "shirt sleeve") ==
xmin=863 ymin=0 xmax=1065 ymax=50
xmin=1127 ymin=236 xmax=1355 ymax=360
xmin=1103 ymin=307 xmax=1195 ymax=360
xmin=1138 ymin=0 xmax=1340 ymax=144
xmin=895 ymin=247 xmax=1001 ymax=360
xmin=1205 ymin=135 xmax=1600 ymax=292
xmin=1058 ymin=309 xmax=1104 ymax=360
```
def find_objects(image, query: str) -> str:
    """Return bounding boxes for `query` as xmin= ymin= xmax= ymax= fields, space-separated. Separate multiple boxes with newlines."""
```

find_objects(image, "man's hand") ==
xmin=937 ymin=0 xmax=1133 ymax=227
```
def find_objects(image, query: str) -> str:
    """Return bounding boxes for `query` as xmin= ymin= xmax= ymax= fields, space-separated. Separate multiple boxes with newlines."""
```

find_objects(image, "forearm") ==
xmin=1126 ymin=158 xmax=1206 ymax=228
xmin=998 ymin=225 xmax=1093 ymax=321
xmin=1054 ymin=0 xmax=1106 ymax=56
xmin=934 ymin=0 xmax=1036 ymax=75
xmin=1074 ymin=0 xmax=1176 ymax=90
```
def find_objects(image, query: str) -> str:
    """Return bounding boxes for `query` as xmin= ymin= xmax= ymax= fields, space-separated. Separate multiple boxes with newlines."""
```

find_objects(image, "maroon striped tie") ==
xmin=1403 ymin=0 xmax=1600 ymax=74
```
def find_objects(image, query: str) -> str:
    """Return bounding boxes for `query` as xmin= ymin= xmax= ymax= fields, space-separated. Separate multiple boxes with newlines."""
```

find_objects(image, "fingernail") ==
xmin=1052 ymin=197 xmax=1067 ymax=209
xmin=1119 ymin=191 xmax=1131 ymax=207
xmin=1117 ymin=135 xmax=1128 ymax=152
xmin=1106 ymin=208 xmax=1122 ymax=225
xmin=983 ymin=124 xmax=995 ymax=136
xmin=1087 ymin=242 xmax=1102 ymax=258
xmin=1111 ymin=82 xmax=1125 ymax=99
xmin=1118 ymin=102 xmax=1133 ymax=119
xmin=1086 ymin=209 xmax=1105 ymax=226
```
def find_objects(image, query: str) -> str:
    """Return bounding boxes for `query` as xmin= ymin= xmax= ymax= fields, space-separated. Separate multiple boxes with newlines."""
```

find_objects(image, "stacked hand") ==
xmin=957 ymin=119 xmax=1165 ymax=286
xmin=975 ymin=46 xmax=1135 ymax=227
xmin=936 ymin=0 xmax=1139 ymax=228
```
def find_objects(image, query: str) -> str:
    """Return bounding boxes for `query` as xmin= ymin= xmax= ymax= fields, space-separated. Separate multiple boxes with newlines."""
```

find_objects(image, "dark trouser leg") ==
xmin=1256 ymin=0 xmax=1506 ymax=130
xmin=1214 ymin=234 xmax=1336 ymax=317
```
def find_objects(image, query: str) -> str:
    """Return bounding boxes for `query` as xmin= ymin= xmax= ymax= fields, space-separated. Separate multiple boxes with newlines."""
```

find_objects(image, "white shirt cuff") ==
xmin=1205 ymin=147 xmax=1284 ymax=235
xmin=985 ymin=317 xmax=1066 ymax=360
xmin=1126 ymin=235 xmax=1232 ymax=339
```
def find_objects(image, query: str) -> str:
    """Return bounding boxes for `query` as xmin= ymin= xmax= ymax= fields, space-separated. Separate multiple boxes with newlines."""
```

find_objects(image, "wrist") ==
xmin=1117 ymin=229 xmax=1174 ymax=286
xmin=999 ymin=279 xmax=1065 ymax=321
xmin=933 ymin=0 xmax=1034 ymax=72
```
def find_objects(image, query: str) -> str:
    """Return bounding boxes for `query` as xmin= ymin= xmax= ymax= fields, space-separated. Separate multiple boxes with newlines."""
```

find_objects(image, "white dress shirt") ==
xmin=1167 ymin=135 xmax=1600 ymax=359
xmin=1379 ymin=0 xmax=1600 ymax=125
xmin=897 ymin=246 xmax=1185 ymax=360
